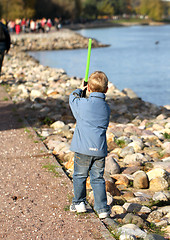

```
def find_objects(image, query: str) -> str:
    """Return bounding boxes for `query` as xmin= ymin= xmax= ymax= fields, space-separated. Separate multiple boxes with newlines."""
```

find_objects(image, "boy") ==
xmin=69 ymin=71 xmax=110 ymax=219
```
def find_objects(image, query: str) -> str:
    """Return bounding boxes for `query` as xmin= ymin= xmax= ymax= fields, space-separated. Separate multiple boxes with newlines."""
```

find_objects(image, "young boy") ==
xmin=69 ymin=71 xmax=110 ymax=219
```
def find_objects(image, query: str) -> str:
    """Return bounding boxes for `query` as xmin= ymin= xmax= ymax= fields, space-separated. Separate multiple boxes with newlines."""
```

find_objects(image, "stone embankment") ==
xmin=11 ymin=28 xmax=108 ymax=51
xmin=1 ymin=29 xmax=170 ymax=240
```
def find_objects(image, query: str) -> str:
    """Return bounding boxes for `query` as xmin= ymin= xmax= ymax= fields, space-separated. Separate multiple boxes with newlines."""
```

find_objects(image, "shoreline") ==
xmin=62 ymin=19 xmax=167 ymax=30
xmin=1 ymin=29 xmax=170 ymax=239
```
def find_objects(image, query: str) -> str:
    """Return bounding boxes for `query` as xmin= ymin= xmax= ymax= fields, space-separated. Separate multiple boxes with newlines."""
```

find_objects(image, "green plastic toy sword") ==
xmin=82 ymin=38 xmax=92 ymax=97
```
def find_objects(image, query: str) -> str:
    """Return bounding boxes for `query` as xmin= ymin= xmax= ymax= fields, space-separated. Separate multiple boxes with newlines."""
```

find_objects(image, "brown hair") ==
xmin=88 ymin=71 xmax=108 ymax=93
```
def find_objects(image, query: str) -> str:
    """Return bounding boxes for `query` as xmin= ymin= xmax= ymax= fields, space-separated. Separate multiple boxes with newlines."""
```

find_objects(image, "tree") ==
xmin=97 ymin=0 xmax=114 ymax=17
xmin=140 ymin=0 xmax=150 ymax=16
xmin=0 ymin=0 xmax=35 ymax=20
xmin=82 ymin=0 xmax=98 ymax=19
xmin=118 ymin=0 xmax=132 ymax=14
xmin=139 ymin=0 xmax=164 ymax=21
xmin=74 ymin=0 xmax=82 ymax=21
xmin=6 ymin=0 xmax=24 ymax=19
xmin=149 ymin=0 xmax=164 ymax=21
xmin=22 ymin=0 xmax=35 ymax=19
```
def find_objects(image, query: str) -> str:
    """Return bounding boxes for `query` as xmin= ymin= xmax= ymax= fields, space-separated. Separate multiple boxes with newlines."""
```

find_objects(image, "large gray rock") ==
xmin=123 ymin=203 xmax=151 ymax=214
xmin=144 ymin=234 xmax=166 ymax=240
xmin=124 ymin=153 xmax=148 ymax=165
xmin=105 ymin=156 xmax=120 ymax=175
xmin=120 ymin=146 xmax=135 ymax=158
xmin=122 ymin=213 xmax=145 ymax=228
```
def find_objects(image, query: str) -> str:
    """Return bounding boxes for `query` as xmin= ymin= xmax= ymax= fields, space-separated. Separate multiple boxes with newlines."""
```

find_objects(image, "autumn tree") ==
xmin=0 ymin=0 xmax=35 ymax=19
xmin=97 ymin=0 xmax=114 ymax=17
xmin=139 ymin=0 xmax=164 ymax=21
xmin=149 ymin=0 xmax=164 ymax=21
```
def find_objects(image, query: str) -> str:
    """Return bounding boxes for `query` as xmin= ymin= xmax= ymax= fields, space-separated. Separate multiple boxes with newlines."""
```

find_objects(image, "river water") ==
xmin=30 ymin=25 xmax=170 ymax=106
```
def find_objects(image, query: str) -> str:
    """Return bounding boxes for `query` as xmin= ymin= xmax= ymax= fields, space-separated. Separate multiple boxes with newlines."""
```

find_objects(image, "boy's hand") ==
xmin=80 ymin=80 xmax=87 ymax=91
xmin=80 ymin=80 xmax=88 ymax=97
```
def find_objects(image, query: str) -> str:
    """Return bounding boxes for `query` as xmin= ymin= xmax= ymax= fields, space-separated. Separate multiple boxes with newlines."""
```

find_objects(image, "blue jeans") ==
xmin=73 ymin=152 xmax=109 ymax=214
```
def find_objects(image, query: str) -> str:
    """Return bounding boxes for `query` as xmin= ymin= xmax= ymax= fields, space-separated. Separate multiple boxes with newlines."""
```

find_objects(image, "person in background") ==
xmin=15 ymin=19 xmax=21 ymax=34
xmin=47 ymin=18 xmax=52 ymax=32
xmin=0 ymin=21 xmax=11 ymax=75
xmin=21 ymin=18 xmax=26 ymax=32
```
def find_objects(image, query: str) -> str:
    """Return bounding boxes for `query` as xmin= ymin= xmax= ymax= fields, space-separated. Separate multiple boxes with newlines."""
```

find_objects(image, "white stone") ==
xmin=50 ymin=121 xmax=65 ymax=129
xmin=111 ymin=205 xmax=126 ymax=215
xmin=146 ymin=168 xmax=167 ymax=181
xmin=119 ymin=233 xmax=137 ymax=240
xmin=118 ymin=224 xmax=147 ymax=238
xmin=153 ymin=192 xmax=168 ymax=201
xmin=30 ymin=89 xmax=42 ymax=100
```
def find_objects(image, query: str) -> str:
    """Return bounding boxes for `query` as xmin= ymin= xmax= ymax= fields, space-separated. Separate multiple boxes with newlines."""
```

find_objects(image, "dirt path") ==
xmin=0 ymin=85 xmax=114 ymax=240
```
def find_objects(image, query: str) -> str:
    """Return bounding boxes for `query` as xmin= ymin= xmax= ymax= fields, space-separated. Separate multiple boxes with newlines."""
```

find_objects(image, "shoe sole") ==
xmin=75 ymin=205 xmax=87 ymax=213
xmin=98 ymin=212 xmax=110 ymax=219
xmin=70 ymin=203 xmax=87 ymax=213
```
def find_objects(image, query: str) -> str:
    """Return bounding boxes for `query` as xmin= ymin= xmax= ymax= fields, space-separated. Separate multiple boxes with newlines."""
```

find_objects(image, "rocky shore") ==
xmin=1 ymin=29 xmax=170 ymax=239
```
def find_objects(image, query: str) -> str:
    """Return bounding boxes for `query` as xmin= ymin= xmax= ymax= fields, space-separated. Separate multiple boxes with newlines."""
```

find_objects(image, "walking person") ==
xmin=69 ymin=71 xmax=111 ymax=219
xmin=0 ymin=21 xmax=11 ymax=75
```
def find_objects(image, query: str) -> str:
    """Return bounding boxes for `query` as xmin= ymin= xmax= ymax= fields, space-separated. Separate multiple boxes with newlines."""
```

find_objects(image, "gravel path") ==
xmin=0 ymin=85 xmax=114 ymax=240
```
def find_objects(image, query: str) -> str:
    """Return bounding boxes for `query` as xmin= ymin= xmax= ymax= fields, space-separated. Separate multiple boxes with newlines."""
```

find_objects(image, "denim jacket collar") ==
xmin=89 ymin=92 xmax=106 ymax=100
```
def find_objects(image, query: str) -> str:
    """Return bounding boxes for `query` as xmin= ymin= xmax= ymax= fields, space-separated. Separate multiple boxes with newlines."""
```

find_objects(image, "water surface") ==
xmin=30 ymin=25 xmax=170 ymax=106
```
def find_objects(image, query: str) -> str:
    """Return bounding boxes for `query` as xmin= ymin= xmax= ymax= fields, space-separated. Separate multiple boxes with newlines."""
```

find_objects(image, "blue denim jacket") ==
xmin=69 ymin=89 xmax=110 ymax=157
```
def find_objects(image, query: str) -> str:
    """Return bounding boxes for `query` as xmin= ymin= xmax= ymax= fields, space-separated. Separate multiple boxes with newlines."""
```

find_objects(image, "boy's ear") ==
xmin=87 ymin=84 xmax=91 ymax=92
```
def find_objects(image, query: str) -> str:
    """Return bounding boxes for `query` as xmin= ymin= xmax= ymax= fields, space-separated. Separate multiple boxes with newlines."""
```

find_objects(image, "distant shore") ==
xmin=62 ymin=19 xmax=166 ymax=30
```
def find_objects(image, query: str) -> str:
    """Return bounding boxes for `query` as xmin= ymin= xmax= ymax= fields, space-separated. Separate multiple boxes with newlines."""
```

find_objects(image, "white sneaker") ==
xmin=70 ymin=202 xmax=87 ymax=213
xmin=98 ymin=211 xmax=110 ymax=219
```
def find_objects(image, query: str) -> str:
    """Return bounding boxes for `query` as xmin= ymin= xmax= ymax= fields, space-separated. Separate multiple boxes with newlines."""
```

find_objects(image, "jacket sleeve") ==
xmin=69 ymin=89 xmax=83 ymax=119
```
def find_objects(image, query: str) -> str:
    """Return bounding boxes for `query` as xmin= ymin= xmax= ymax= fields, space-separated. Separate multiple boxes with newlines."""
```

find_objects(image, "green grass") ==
xmin=145 ymin=121 xmax=154 ymax=128
xmin=145 ymin=199 xmax=170 ymax=208
xmin=67 ymin=194 xmax=73 ymax=203
xmin=42 ymin=116 xmax=53 ymax=126
xmin=114 ymin=138 xmax=126 ymax=148
xmin=24 ymin=127 xmax=31 ymax=133
xmin=110 ymin=17 xmax=151 ymax=25
xmin=110 ymin=230 xmax=121 ymax=240
xmin=147 ymin=222 xmax=167 ymax=236
xmin=42 ymin=164 xmax=60 ymax=177
xmin=163 ymin=132 xmax=170 ymax=140
xmin=3 ymin=97 xmax=9 ymax=101
xmin=64 ymin=205 xmax=70 ymax=211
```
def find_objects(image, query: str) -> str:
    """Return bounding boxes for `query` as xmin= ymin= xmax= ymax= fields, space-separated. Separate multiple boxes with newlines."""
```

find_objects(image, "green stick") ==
xmin=84 ymin=38 xmax=92 ymax=83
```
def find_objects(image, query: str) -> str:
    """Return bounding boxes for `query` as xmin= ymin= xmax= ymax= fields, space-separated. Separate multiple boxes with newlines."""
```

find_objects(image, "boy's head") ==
xmin=88 ymin=71 xmax=108 ymax=93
